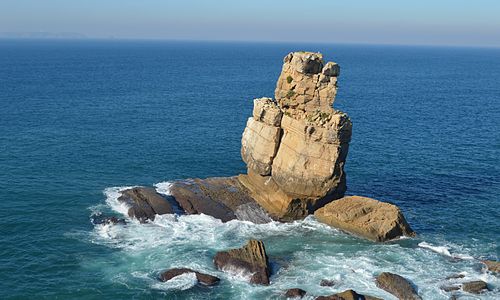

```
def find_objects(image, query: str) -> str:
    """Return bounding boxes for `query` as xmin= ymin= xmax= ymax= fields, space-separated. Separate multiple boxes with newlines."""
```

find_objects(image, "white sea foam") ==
xmin=85 ymin=184 xmax=499 ymax=299
xmin=151 ymin=272 xmax=198 ymax=291
xmin=418 ymin=242 xmax=474 ymax=260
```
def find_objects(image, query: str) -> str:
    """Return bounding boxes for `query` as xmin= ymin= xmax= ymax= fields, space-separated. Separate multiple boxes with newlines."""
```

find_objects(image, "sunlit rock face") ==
xmin=240 ymin=51 xmax=352 ymax=221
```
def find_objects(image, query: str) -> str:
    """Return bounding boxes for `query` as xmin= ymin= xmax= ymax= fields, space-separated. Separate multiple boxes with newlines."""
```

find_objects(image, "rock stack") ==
xmin=239 ymin=51 xmax=352 ymax=221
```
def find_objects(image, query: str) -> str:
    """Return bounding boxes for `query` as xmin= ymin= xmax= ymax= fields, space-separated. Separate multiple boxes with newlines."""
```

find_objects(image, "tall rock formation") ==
xmin=239 ymin=52 xmax=352 ymax=221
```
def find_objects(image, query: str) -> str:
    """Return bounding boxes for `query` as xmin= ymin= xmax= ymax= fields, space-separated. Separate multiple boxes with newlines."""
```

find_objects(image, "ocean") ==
xmin=0 ymin=39 xmax=499 ymax=299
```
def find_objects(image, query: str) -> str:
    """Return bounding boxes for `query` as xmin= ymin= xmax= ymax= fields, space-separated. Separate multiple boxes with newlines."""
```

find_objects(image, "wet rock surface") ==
xmin=461 ymin=280 xmax=489 ymax=294
xmin=316 ymin=289 xmax=382 ymax=300
xmin=315 ymin=196 xmax=415 ymax=242
xmin=482 ymin=260 xmax=500 ymax=274
xmin=118 ymin=187 xmax=174 ymax=222
xmin=375 ymin=272 xmax=421 ymax=300
xmin=159 ymin=268 xmax=219 ymax=286
xmin=213 ymin=240 xmax=270 ymax=285
xmin=169 ymin=177 xmax=271 ymax=223
xmin=285 ymin=288 xmax=306 ymax=298
xmin=90 ymin=214 xmax=127 ymax=225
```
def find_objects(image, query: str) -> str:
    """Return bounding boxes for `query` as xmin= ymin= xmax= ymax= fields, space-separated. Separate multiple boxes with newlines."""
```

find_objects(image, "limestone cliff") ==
xmin=239 ymin=51 xmax=352 ymax=221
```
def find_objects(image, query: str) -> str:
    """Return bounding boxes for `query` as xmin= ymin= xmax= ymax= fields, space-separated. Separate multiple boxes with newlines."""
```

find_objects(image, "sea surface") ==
xmin=0 ymin=40 xmax=499 ymax=299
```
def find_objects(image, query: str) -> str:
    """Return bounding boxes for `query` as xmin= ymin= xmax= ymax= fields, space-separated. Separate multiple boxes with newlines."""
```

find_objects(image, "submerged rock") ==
xmin=315 ymin=289 xmax=382 ymax=300
xmin=462 ymin=280 xmax=489 ymax=294
xmin=159 ymin=268 xmax=219 ymax=286
xmin=319 ymin=279 xmax=337 ymax=287
xmin=213 ymin=240 xmax=270 ymax=285
xmin=375 ymin=272 xmax=421 ymax=300
xmin=118 ymin=187 xmax=174 ymax=222
xmin=90 ymin=214 xmax=127 ymax=225
xmin=482 ymin=260 xmax=500 ymax=274
xmin=285 ymin=288 xmax=307 ymax=298
xmin=314 ymin=196 xmax=415 ymax=242
xmin=169 ymin=177 xmax=271 ymax=223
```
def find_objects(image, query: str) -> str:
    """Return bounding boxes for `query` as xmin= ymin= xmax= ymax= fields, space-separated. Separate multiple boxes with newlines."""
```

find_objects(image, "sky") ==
xmin=1 ymin=0 xmax=499 ymax=47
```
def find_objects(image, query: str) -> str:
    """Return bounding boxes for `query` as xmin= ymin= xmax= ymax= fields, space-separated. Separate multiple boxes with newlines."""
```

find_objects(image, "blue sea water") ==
xmin=0 ymin=40 xmax=499 ymax=299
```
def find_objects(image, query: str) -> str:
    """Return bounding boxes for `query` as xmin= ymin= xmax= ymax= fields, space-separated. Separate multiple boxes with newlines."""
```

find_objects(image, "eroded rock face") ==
xmin=169 ymin=177 xmax=272 ymax=224
xmin=159 ymin=268 xmax=220 ymax=286
xmin=213 ymin=240 xmax=270 ymax=285
xmin=375 ymin=272 xmax=421 ymax=300
xmin=118 ymin=187 xmax=174 ymax=222
xmin=314 ymin=196 xmax=415 ymax=242
xmin=239 ymin=52 xmax=352 ymax=220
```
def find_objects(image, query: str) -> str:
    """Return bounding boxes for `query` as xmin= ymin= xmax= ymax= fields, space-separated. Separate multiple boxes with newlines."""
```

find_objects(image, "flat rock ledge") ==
xmin=315 ymin=196 xmax=415 ymax=242
xmin=375 ymin=272 xmax=421 ymax=300
xmin=213 ymin=240 xmax=271 ymax=285
xmin=159 ymin=268 xmax=220 ymax=286
xmin=315 ymin=289 xmax=382 ymax=300
xmin=462 ymin=280 xmax=489 ymax=294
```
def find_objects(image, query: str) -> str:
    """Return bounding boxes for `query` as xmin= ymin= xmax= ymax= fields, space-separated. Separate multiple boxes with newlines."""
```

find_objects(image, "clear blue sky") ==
xmin=1 ymin=0 xmax=499 ymax=47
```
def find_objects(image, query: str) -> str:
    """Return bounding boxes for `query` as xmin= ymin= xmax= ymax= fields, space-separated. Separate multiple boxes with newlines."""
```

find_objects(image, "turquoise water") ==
xmin=0 ymin=40 xmax=499 ymax=299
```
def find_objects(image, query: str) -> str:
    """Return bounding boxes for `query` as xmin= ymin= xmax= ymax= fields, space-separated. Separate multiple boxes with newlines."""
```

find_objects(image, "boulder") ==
xmin=462 ymin=280 xmax=489 ymax=294
xmin=213 ymin=240 xmax=270 ymax=285
xmin=315 ymin=196 xmax=415 ymax=242
xmin=169 ymin=177 xmax=271 ymax=223
xmin=159 ymin=268 xmax=219 ymax=286
xmin=482 ymin=260 xmax=500 ymax=274
xmin=285 ymin=288 xmax=307 ymax=298
xmin=375 ymin=272 xmax=421 ymax=300
xmin=440 ymin=285 xmax=460 ymax=292
xmin=316 ymin=289 xmax=382 ymax=300
xmin=118 ymin=187 xmax=174 ymax=222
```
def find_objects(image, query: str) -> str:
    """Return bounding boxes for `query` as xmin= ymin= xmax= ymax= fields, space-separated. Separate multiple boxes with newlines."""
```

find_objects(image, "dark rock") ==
xmin=441 ymin=285 xmax=460 ymax=292
xmin=445 ymin=273 xmax=465 ymax=280
xmin=462 ymin=280 xmax=488 ymax=294
xmin=159 ymin=268 xmax=219 ymax=286
xmin=118 ymin=187 xmax=174 ymax=222
xmin=170 ymin=177 xmax=272 ymax=223
xmin=482 ymin=260 xmax=500 ymax=274
xmin=285 ymin=288 xmax=306 ymax=298
xmin=315 ymin=289 xmax=382 ymax=300
xmin=375 ymin=272 xmax=421 ymax=300
xmin=213 ymin=239 xmax=270 ymax=285
xmin=320 ymin=279 xmax=337 ymax=287
xmin=91 ymin=214 xmax=126 ymax=225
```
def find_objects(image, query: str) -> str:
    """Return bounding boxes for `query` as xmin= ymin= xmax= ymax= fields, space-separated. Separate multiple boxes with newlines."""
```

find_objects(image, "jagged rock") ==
xmin=482 ymin=260 xmax=500 ymax=274
xmin=213 ymin=240 xmax=270 ymax=285
xmin=239 ymin=52 xmax=352 ymax=220
xmin=375 ymin=272 xmax=421 ymax=300
xmin=90 ymin=215 xmax=127 ymax=225
xmin=159 ymin=268 xmax=219 ymax=286
xmin=462 ymin=280 xmax=489 ymax=294
xmin=446 ymin=273 xmax=465 ymax=280
xmin=118 ymin=187 xmax=174 ymax=222
xmin=169 ymin=177 xmax=271 ymax=223
xmin=316 ymin=289 xmax=382 ymax=300
xmin=314 ymin=196 xmax=415 ymax=242
xmin=285 ymin=288 xmax=307 ymax=298
xmin=275 ymin=52 xmax=339 ymax=113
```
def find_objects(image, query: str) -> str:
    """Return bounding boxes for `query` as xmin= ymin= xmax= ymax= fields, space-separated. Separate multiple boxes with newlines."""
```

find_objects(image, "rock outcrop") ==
xmin=159 ymin=268 xmax=220 ymax=286
xmin=118 ymin=187 xmax=174 ymax=222
xmin=169 ymin=177 xmax=272 ymax=224
xmin=213 ymin=240 xmax=271 ymax=285
xmin=314 ymin=196 xmax=415 ymax=242
xmin=240 ymin=51 xmax=352 ymax=220
xmin=375 ymin=272 xmax=421 ymax=300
